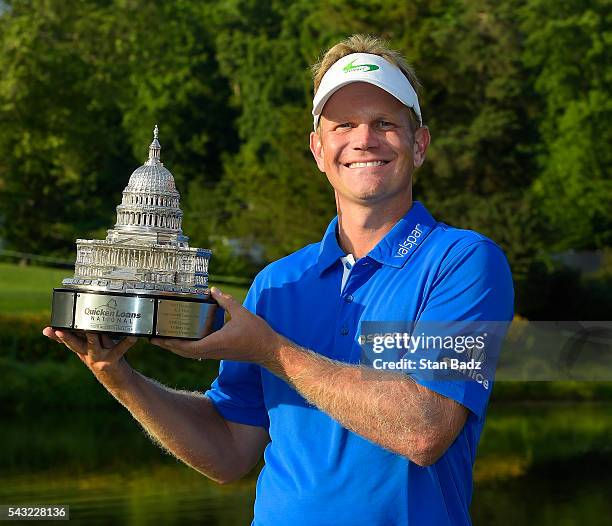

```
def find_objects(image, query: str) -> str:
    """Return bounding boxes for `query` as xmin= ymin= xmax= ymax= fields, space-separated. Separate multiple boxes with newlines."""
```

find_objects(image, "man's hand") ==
xmin=42 ymin=327 xmax=137 ymax=376
xmin=151 ymin=287 xmax=284 ymax=366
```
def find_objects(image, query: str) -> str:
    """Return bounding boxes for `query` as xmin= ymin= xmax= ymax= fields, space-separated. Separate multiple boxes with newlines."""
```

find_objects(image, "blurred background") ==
xmin=0 ymin=0 xmax=610 ymax=524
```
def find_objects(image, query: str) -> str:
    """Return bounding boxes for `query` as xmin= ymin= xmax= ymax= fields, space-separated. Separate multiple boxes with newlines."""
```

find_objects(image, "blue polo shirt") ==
xmin=206 ymin=201 xmax=514 ymax=526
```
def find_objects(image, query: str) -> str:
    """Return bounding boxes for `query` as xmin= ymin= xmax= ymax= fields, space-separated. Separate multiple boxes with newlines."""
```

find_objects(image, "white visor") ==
xmin=312 ymin=52 xmax=422 ymax=131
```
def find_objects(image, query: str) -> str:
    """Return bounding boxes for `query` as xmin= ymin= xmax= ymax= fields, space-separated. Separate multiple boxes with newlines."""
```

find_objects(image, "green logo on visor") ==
xmin=343 ymin=59 xmax=380 ymax=73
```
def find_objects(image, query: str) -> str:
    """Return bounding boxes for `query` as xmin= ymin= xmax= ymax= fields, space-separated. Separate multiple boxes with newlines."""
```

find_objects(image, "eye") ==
xmin=336 ymin=122 xmax=353 ymax=129
xmin=376 ymin=120 xmax=395 ymax=130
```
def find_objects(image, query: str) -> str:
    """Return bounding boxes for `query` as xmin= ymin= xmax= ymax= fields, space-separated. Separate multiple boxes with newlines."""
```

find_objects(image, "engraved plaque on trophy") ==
xmin=50 ymin=126 xmax=224 ymax=339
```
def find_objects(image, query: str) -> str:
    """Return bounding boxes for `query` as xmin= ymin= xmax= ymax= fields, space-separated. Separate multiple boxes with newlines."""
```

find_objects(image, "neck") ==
xmin=336 ymin=192 xmax=413 ymax=259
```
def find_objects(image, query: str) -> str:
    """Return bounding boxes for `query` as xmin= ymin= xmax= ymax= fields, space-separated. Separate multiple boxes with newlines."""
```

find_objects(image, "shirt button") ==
xmin=340 ymin=326 xmax=349 ymax=336
xmin=345 ymin=294 xmax=353 ymax=303
xmin=345 ymin=262 xmax=352 ymax=269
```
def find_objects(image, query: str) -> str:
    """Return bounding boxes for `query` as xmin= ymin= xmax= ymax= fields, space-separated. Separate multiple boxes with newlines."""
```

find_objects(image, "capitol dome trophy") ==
xmin=50 ymin=126 xmax=224 ymax=340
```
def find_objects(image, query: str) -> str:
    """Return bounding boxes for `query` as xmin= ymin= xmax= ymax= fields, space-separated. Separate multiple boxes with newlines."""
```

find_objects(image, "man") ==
xmin=44 ymin=35 xmax=513 ymax=525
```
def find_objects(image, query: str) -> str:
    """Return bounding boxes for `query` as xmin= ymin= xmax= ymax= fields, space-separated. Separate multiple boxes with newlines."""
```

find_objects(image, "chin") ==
xmin=353 ymin=190 xmax=389 ymax=203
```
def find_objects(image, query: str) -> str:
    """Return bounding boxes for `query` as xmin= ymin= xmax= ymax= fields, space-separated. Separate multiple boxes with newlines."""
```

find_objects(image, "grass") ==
xmin=0 ymin=262 xmax=249 ymax=315
xmin=0 ymin=263 xmax=69 ymax=314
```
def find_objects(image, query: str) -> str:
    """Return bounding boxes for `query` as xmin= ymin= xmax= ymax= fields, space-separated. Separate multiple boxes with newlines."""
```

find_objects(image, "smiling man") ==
xmin=44 ymin=35 xmax=513 ymax=525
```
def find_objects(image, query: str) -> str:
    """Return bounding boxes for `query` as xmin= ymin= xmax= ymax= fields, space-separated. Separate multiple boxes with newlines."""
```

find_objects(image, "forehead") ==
xmin=321 ymin=82 xmax=409 ymax=122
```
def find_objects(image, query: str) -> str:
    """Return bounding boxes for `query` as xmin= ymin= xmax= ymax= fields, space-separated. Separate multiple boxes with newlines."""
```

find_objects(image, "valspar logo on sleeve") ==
xmin=394 ymin=224 xmax=424 ymax=258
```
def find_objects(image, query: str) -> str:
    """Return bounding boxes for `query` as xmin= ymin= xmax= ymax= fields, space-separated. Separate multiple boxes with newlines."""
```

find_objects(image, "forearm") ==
xmin=264 ymin=342 xmax=464 ymax=465
xmin=93 ymin=359 xmax=245 ymax=482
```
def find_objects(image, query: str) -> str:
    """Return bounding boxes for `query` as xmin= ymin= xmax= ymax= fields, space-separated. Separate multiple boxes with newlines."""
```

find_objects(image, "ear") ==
xmin=412 ymin=126 xmax=431 ymax=168
xmin=310 ymin=131 xmax=326 ymax=173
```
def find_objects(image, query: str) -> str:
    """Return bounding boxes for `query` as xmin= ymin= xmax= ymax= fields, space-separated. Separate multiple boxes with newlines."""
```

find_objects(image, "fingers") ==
xmin=106 ymin=336 xmax=138 ymax=362
xmin=84 ymin=332 xmax=137 ymax=363
xmin=43 ymin=327 xmax=63 ymax=344
xmin=100 ymin=334 xmax=116 ymax=349
xmin=43 ymin=327 xmax=86 ymax=345
xmin=189 ymin=327 xmax=228 ymax=355
xmin=43 ymin=327 xmax=137 ymax=360
xmin=210 ymin=287 xmax=239 ymax=314
xmin=150 ymin=328 xmax=228 ymax=359
xmin=55 ymin=330 xmax=88 ymax=355
xmin=86 ymin=332 xmax=103 ymax=353
xmin=150 ymin=337 xmax=203 ymax=358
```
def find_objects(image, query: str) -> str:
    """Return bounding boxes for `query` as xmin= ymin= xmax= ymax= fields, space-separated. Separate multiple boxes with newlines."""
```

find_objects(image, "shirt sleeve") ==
xmin=409 ymin=240 xmax=514 ymax=420
xmin=204 ymin=283 xmax=269 ymax=428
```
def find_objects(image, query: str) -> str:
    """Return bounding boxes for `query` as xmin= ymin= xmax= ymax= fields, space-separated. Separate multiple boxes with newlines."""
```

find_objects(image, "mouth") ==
xmin=344 ymin=160 xmax=390 ymax=169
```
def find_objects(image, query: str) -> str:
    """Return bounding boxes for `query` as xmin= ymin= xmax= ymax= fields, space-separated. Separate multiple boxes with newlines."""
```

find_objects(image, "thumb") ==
xmin=210 ymin=287 xmax=239 ymax=313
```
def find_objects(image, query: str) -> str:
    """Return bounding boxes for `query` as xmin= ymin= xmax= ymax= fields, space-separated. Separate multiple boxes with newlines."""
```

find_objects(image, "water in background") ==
xmin=1 ymin=402 xmax=611 ymax=525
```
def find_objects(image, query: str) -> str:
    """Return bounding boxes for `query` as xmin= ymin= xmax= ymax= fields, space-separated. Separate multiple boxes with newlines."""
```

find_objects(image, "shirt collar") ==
xmin=316 ymin=201 xmax=437 ymax=274
xmin=317 ymin=215 xmax=345 ymax=275
xmin=368 ymin=201 xmax=436 ymax=268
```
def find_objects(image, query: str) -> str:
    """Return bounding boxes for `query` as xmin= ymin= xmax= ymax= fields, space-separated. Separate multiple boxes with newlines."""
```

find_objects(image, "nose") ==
xmin=351 ymin=124 xmax=379 ymax=150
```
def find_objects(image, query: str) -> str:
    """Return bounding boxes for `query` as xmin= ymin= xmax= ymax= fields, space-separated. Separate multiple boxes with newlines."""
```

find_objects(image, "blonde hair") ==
xmin=312 ymin=35 xmax=422 ymax=131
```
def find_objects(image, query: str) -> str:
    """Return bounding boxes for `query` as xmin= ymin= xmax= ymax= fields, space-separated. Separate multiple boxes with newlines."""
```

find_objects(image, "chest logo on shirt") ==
xmin=394 ymin=224 xmax=423 ymax=258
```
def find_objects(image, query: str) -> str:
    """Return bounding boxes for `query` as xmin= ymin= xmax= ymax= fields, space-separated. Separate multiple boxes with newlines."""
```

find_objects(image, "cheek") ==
xmin=387 ymin=131 xmax=411 ymax=150
xmin=322 ymin=137 xmax=345 ymax=162
xmin=320 ymin=153 xmax=339 ymax=174
xmin=389 ymin=137 xmax=414 ymax=165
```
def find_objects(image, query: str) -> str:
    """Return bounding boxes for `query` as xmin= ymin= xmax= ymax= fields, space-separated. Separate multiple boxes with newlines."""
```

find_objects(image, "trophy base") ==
xmin=51 ymin=288 xmax=224 ymax=340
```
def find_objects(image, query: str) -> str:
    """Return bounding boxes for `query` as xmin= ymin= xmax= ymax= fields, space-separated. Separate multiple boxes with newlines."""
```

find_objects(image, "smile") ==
xmin=345 ymin=161 xmax=389 ymax=168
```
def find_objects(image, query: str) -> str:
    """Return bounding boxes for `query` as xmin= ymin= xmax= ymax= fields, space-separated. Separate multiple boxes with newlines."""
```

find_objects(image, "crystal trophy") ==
xmin=50 ymin=126 xmax=224 ymax=339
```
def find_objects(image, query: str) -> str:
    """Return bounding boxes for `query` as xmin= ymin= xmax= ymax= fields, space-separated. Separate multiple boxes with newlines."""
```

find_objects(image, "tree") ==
xmin=0 ymin=0 xmax=237 ymax=256
xmin=207 ymin=0 xmax=335 ymax=261
xmin=522 ymin=0 xmax=612 ymax=250
xmin=0 ymin=0 xmax=134 ymax=255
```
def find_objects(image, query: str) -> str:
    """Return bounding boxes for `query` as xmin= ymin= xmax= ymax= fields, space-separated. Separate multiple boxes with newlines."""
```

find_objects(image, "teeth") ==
xmin=347 ymin=161 xmax=386 ymax=168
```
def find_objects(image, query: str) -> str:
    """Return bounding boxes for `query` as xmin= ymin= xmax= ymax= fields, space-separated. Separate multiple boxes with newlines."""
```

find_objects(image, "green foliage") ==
xmin=514 ymin=260 xmax=612 ymax=320
xmin=208 ymin=0 xmax=336 ymax=260
xmin=0 ymin=1 xmax=134 ymax=255
xmin=521 ymin=0 xmax=612 ymax=250
xmin=492 ymin=381 xmax=612 ymax=403
xmin=0 ymin=0 xmax=237 ymax=256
